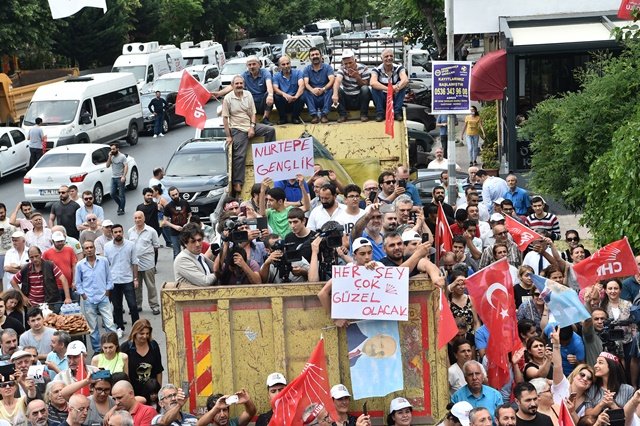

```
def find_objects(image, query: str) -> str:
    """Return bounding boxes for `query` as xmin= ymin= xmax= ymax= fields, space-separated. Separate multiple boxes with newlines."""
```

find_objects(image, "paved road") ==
xmin=0 ymin=100 xmax=221 ymax=369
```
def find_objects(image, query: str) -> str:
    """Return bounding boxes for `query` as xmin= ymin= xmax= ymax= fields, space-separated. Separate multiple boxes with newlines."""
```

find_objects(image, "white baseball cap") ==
xmin=450 ymin=401 xmax=473 ymax=426
xmin=65 ymin=341 xmax=87 ymax=357
xmin=341 ymin=49 xmax=355 ymax=60
xmin=493 ymin=197 xmax=505 ymax=205
xmin=266 ymin=372 xmax=287 ymax=387
xmin=102 ymin=219 xmax=114 ymax=227
xmin=330 ymin=384 xmax=351 ymax=399
xmin=401 ymin=230 xmax=421 ymax=243
xmin=489 ymin=213 xmax=505 ymax=222
xmin=11 ymin=231 xmax=25 ymax=239
xmin=390 ymin=397 xmax=412 ymax=413
xmin=352 ymin=237 xmax=372 ymax=253
xmin=52 ymin=231 xmax=66 ymax=242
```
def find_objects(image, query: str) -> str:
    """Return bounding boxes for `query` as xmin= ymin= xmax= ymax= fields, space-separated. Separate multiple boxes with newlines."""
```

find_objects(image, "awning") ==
xmin=470 ymin=49 xmax=506 ymax=101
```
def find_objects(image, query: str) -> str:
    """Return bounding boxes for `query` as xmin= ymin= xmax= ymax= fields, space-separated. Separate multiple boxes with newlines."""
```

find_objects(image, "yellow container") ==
xmin=161 ymin=276 xmax=448 ymax=425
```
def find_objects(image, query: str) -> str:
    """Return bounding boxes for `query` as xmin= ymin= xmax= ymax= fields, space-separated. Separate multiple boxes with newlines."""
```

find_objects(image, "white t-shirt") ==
xmin=307 ymin=204 xmax=350 ymax=231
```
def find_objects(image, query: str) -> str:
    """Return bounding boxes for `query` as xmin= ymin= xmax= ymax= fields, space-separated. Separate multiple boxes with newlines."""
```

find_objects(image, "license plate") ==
xmin=191 ymin=207 xmax=199 ymax=213
xmin=39 ymin=189 xmax=58 ymax=196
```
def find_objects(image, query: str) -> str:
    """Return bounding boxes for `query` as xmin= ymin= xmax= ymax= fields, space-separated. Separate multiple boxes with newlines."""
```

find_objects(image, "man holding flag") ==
xmin=222 ymin=75 xmax=276 ymax=196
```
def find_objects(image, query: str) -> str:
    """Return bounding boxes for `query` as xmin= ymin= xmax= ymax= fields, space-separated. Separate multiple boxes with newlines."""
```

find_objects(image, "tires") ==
xmin=127 ymin=167 xmax=139 ymax=190
xmin=127 ymin=124 xmax=139 ymax=146
xmin=93 ymin=183 xmax=104 ymax=205
xmin=162 ymin=118 xmax=169 ymax=134
xmin=33 ymin=202 xmax=46 ymax=210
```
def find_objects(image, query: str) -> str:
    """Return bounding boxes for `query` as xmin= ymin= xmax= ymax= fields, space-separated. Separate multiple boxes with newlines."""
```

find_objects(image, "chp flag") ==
xmin=465 ymin=258 xmax=521 ymax=389
xmin=572 ymin=237 xmax=639 ymax=289
xmin=48 ymin=0 xmax=107 ymax=19
xmin=504 ymin=215 xmax=543 ymax=251
xmin=385 ymin=80 xmax=394 ymax=138
xmin=269 ymin=338 xmax=338 ymax=426
xmin=618 ymin=0 xmax=640 ymax=19
xmin=175 ymin=70 xmax=210 ymax=129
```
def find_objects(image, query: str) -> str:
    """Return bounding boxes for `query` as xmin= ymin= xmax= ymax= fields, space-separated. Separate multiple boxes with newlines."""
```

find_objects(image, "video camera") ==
xmin=318 ymin=221 xmax=345 ymax=281
xmin=600 ymin=318 xmax=633 ymax=357
xmin=271 ymin=240 xmax=303 ymax=283
xmin=223 ymin=216 xmax=249 ymax=244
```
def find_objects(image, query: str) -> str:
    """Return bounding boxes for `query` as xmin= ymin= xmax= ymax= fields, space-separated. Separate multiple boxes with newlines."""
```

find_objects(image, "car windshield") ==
xmin=221 ymin=62 xmax=247 ymax=75
xmin=199 ymin=127 xmax=226 ymax=139
xmin=35 ymin=153 xmax=85 ymax=168
xmin=112 ymin=66 xmax=146 ymax=82
xmin=185 ymin=57 xmax=205 ymax=66
xmin=151 ymin=78 xmax=181 ymax=93
xmin=165 ymin=150 xmax=227 ymax=176
xmin=242 ymin=47 xmax=261 ymax=56
xmin=23 ymin=101 xmax=79 ymax=126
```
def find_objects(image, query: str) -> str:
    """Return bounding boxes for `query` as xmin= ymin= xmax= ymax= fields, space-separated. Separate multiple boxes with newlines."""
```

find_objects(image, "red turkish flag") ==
xmin=385 ymin=80 xmax=394 ymax=137
xmin=572 ymin=237 xmax=639 ymax=289
xmin=504 ymin=215 xmax=543 ymax=251
xmin=558 ymin=400 xmax=575 ymax=426
xmin=269 ymin=339 xmax=338 ymax=426
xmin=466 ymin=258 xmax=521 ymax=389
xmin=438 ymin=288 xmax=458 ymax=349
xmin=618 ymin=0 xmax=640 ymax=19
xmin=74 ymin=354 xmax=90 ymax=396
xmin=175 ymin=70 xmax=209 ymax=129
xmin=435 ymin=202 xmax=453 ymax=263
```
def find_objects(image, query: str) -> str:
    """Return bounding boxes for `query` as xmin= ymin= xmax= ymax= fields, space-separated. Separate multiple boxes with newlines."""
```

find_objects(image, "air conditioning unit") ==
xmin=181 ymin=41 xmax=195 ymax=49
xmin=122 ymin=42 xmax=160 ymax=55
xmin=198 ymin=40 xmax=216 ymax=48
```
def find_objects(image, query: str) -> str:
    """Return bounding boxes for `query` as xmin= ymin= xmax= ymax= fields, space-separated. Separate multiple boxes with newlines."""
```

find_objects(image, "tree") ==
xmin=156 ymin=0 xmax=204 ymax=45
xmin=0 ymin=0 xmax=62 ymax=60
xmin=522 ymin=45 xmax=640 ymax=212
xmin=53 ymin=0 xmax=139 ymax=68
xmin=130 ymin=0 xmax=162 ymax=43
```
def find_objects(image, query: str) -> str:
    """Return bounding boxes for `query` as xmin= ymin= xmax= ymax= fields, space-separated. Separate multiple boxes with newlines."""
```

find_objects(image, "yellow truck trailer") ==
xmin=0 ymin=68 xmax=79 ymax=126
xmin=161 ymin=276 xmax=448 ymax=425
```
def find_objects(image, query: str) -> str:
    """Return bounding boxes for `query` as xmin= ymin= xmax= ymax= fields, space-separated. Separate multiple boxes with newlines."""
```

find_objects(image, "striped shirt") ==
xmin=524 ymin=212 xmax=560 ymax=240
xmin=13 ymin=264 xmax=63 ymax=304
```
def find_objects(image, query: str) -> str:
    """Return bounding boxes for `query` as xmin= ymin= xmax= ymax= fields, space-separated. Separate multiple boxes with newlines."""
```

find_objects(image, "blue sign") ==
xmin=431 ymin=61 xmax=472 ymax=114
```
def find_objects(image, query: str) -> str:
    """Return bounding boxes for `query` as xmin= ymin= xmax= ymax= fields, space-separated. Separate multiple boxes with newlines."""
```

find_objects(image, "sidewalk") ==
xmin=435 ymin=135 xmax=592 ymax=239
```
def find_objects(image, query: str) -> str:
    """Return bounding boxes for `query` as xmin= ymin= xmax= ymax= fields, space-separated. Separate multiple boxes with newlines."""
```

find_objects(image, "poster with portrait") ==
xmin=347 ymin=320 xmax=403 ymax=399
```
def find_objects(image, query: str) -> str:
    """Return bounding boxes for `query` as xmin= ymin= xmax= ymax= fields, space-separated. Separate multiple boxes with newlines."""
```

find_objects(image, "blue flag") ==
xmin=530 ymin=274 xmax=591 ymax=328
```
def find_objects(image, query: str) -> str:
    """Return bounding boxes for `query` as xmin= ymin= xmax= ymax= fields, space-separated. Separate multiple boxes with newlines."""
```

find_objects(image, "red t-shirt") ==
xmin=42 ymin=246 xmax=77 ymax=288
xmin=131 ymin=402 xmax=158 ymax=426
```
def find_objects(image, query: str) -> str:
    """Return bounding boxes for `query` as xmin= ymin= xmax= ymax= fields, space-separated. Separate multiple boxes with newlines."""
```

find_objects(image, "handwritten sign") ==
xmin=252 ymin=137 xmax=314 ymax=182
xmin=331 ymin=265 xmax=409 ymax=321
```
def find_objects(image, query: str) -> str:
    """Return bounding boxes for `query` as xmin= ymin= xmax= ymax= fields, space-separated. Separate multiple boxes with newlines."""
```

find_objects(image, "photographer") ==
xmin=260 ymin=235 xmax=310 ymax=283
xmin=308 ymin=221 xmax=352 ymax=282
xmin=216 ymin=212 xmax=267 ymax=267
xmin=214 ymin=218 xmax=262 ymax=285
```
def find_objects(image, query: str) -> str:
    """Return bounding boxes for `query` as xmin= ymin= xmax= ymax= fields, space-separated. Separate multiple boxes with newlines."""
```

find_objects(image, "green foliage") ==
xmin=479 ymin=102 xmax=499 ymax=169
xmin=157 ymin=0 xmax=204 ymax=44
xmin=521 ymin=42 xmax=640 ymax=212
xmin=0 ymin=0 xmax=63 ymax=59
xmin=582 ymin=106 xmax=640 ymax=248
xmin=130 ymin=0 xmax=163 ymax=43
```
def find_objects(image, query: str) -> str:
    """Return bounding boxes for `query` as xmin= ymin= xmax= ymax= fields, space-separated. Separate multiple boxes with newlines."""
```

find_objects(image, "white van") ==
xmin=112 ymin=42 xmax=185 ymax=93
xmin=180 ymin=40 xmax=226 ymax=70
xmin=22 ymin=73 xmax=144 ymax=148
xmin=315 ymin=19 xmax=342 ymax=40
xmin=282 ymin=35 xmax=328 ymax=69
xmin=242 ymin=42 xmax=274 ymax=62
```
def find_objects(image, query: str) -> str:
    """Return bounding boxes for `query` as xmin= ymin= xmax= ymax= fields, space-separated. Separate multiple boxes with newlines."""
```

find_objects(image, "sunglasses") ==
xmin=383 ymin=180 xmax=396 ymax=185
xmin=0 ymin=381 xmax=15 ymax=388
xmin=578 ymin=371 xmax=593 ymax=381
xmin=87 ymin=218 xmax=97 ymax=222
xmin=84 ymin=197 xmax=93 ymax=201
xmin=566 ymin=237 xmax=579 ymax=242
xmin=532 ymin=293 xmax=541 ymax=297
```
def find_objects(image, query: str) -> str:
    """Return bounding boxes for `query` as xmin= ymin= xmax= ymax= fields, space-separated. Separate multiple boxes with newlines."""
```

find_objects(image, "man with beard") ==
xmin=136 ymin=188 xmax=161 ymax=237
xmin=0 ymin=328 xmax=19 ymax=360
xmin=457 ymin=190 xmax=489 ymax=222
xmin=9 ymin=201 xmax=41 ymax=233
xmin=428 ymin=185 xmax=455 ymax=220
xmin=163 ymin=186 xmax=192 ymax=259
xmin=75 ymin=191 xmax=104 ymax=232
xmin=104 ymin=224 xmax=139 ymax=336
xmin=381 ymin=206 xmax=398 ymax=235
xmin=273 ymin=55 xmax=305 ymax=124
xmin=351 ymin=204 xmax=385 ymax=261
xmin=379 ymin=232 xmax=441 ymax=280
xmin=495 ymin=404 xmax=517 ymax=426
xmin=303 ymin=47 xmax=335 ymax=124
xmin=514 ymin=382 xmax=553 ymax=426
xmin=222 ymin=75 xmax=276 ymax=196
xmin=377 ymin=171 xmax=404 ymax=205
xmin=151 ymin=384 xmax=196 ymax=425
xmin=306 ymin=183 xmax=348 ymax=232
xmin=48 ymin=185 xmax=80 ymax=239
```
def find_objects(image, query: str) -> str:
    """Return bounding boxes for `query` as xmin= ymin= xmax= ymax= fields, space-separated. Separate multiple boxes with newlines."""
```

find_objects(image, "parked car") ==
xmin=412 ymin=170 xmax=468 ymax=206
xmin=161 ymin=138 xmax=228 ymax=223
xmin=0 ymin=127 xmax=29 ymax=178
xmin=219 ymin=57 xmax=277 ymax=88
xmin=23 ymin=144 xmax=139 ymax=209
xmin=187 ymin=64 xmax=221 ymax=93
xmin=140 ymin=71 xmax=186 ymax=134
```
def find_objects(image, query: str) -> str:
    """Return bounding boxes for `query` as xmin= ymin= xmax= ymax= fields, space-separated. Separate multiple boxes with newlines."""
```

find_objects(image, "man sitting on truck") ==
xmin=213 ymin=56 xmax=275 ymax=125
xmin=303 ymin=47 xmax=335 ymax=124
xmin=332 ymin=49 xmax=371 ymax=123
xmin=370 ymin=48 xmax=409 ymax=122
xmin=273 ymin=55 xmax=305 ymax=124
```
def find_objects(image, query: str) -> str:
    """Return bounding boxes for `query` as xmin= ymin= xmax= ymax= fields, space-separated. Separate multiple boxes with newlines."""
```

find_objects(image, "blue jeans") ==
xmin=82 ymin=296 xmax=116 ymax=352
xmin=110 ymin=282 xmax=139 ymax=330
xmin=153 ymin=112 xmax=164 ymax=135
xmin=303 ymin=89 xmax=333 ymax=116
xmin=466 ymin=135 xmax=480 ymax=163
xmin=371 ymin=88 xmax=406 ymax=116
xmin=337 ymin=86 xmax=371 ymax=117
xmin=274 ymin=94 xmax=304 ymax=121
xmin=110 ymin=177 xmax=126 ymax=211
xmin=170 ymin=234 xmax=181 ymax=258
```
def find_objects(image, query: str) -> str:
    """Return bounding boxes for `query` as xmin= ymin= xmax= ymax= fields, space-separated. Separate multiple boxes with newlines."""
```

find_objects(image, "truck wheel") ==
xmin=93 ymin=183 xmax=104 ymax=205
xmin=162 ymin=118 xmax=169 ymax=134
xmin=127 ymin=167 xmax=139 ymax=190
xmin=127 ymin=124 xmax=139 ymax=146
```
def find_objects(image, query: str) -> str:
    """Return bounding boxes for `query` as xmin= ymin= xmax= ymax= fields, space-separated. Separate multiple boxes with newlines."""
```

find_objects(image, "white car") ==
xmin=0 ymin=127 xmax=29 ymax=178
xmin=23 ymin=144 xmax=139 ymax=209
xmin=219 ymin=57 xmax=277 ymax=88
xmin=187 ymin=64 xmax=221 ymax=93
xmin=194 ymin=117 xmax=226 ymax=139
